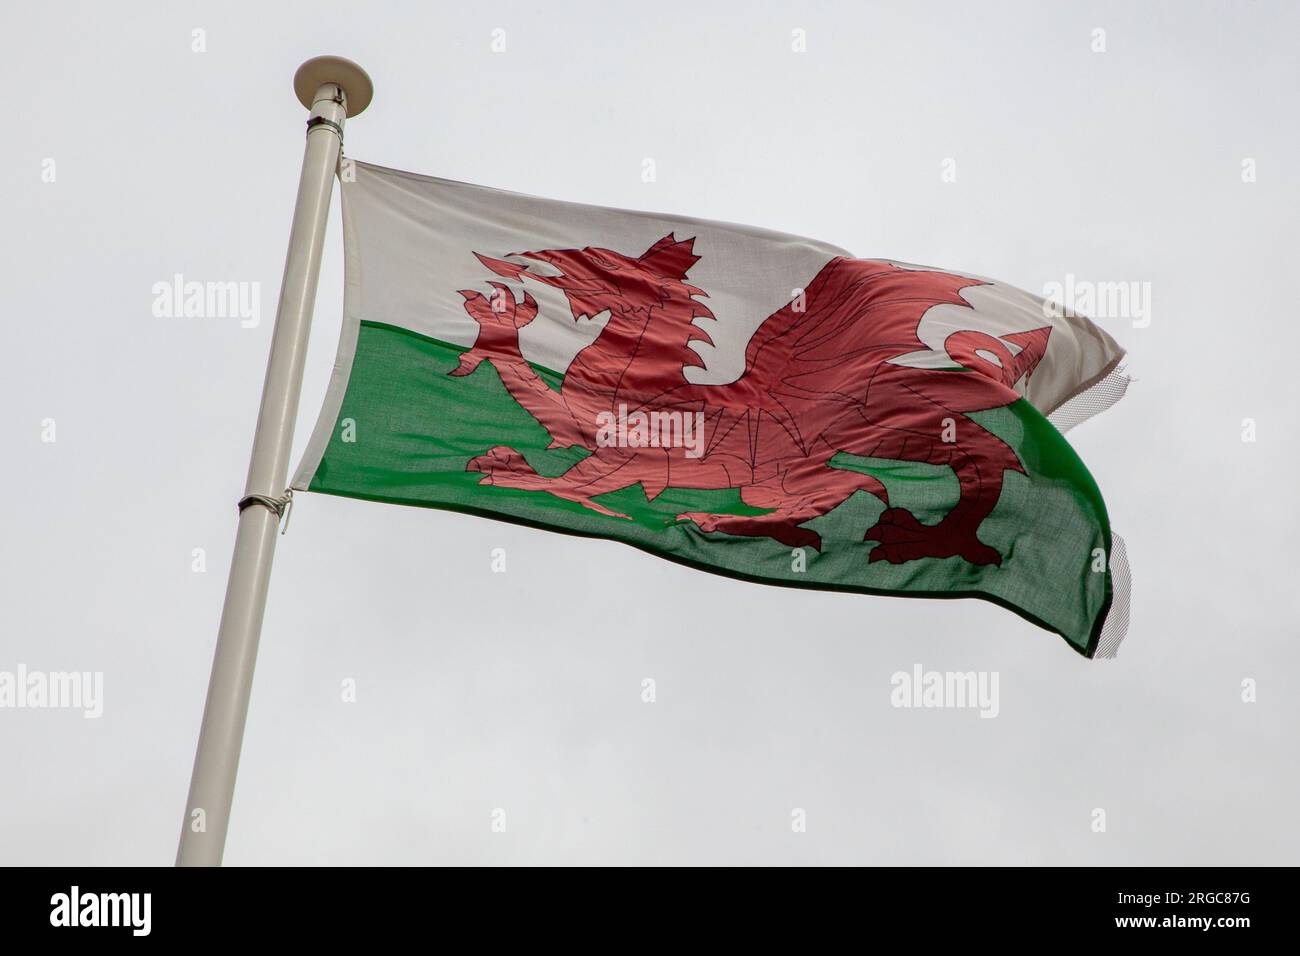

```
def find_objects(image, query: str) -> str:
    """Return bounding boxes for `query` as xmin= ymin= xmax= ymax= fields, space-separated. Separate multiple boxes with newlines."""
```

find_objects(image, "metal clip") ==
xmin=237 ymin=489 xmax=295 ymax=535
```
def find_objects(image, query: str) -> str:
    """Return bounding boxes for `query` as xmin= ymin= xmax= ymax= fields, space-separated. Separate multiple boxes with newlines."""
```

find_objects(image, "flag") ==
xmin=293 ymin=161 xmax=1128 ymax=656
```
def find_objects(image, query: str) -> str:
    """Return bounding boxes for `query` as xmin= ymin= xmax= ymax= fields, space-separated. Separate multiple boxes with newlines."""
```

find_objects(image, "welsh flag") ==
xmin=294 ymin=162 xmax=1129 ymax=657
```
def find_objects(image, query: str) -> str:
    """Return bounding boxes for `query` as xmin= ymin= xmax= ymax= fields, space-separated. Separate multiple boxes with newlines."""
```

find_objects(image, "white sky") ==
xmin=3 ymin=0 xmax=1297 ymax=864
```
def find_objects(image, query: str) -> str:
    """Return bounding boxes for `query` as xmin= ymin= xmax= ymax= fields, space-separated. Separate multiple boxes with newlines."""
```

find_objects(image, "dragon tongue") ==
xmin=474 ymin=252 xmax=530 ymax=281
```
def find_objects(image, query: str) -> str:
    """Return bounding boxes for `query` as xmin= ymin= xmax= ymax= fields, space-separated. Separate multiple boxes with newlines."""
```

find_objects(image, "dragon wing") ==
xmin=734 ymin=258 xmax=986 ymax=456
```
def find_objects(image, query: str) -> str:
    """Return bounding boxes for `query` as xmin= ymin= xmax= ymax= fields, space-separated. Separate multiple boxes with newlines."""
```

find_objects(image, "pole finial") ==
xmin=294 ymin=56 xmax=373 ymax=116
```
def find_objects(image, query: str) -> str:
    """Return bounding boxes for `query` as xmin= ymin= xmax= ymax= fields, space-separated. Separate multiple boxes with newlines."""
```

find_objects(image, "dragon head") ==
xmin=474 ymin=233 xmax=705 ymax=321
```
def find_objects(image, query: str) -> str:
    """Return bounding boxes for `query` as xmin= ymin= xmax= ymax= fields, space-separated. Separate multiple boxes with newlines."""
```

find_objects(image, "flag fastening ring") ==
xmin=305 ymin=116 xmax=343 ymax=141
xmin=237 ymin=489 xmax=294 ymax=534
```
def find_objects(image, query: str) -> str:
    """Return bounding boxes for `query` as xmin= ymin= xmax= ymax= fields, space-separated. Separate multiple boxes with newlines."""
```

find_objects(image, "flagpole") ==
xmin=176 ymin=56 xmax=372 ymax=867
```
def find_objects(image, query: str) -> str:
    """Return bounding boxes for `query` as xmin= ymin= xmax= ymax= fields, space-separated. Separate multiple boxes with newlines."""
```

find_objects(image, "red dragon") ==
xmin=448 ymin=235 xmax=1051 ymax=565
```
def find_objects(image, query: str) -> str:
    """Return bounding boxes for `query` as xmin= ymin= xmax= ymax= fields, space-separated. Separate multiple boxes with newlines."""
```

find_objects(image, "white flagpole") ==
xmin=176 ymin=57 xmax=372 ymax=867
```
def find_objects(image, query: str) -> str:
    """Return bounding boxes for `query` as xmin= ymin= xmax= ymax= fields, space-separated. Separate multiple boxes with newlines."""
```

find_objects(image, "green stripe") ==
xmin=309 ymin=320 xmax=1112 ymax=655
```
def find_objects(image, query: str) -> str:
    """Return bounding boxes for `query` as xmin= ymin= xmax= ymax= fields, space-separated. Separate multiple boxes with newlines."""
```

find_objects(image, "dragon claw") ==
xmin=468 ymin=446 xmax=630 ymax=520
xmin=467 ymin=445 xmax=535 ymax=480
xmin=448 ymin=351 xmax=485 ymax=377
xmin=677 ymin=510 xmax=720 ymax=533
xmin=455 ymin=283 xmax=536 ymax=366
xmin=865 ymin=507 xmax=1002 ymax=566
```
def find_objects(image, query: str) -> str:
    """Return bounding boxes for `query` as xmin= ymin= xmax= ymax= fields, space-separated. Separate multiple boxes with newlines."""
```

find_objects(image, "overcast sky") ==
xmin=3 ymin=0 xmax=1298 ymax=865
